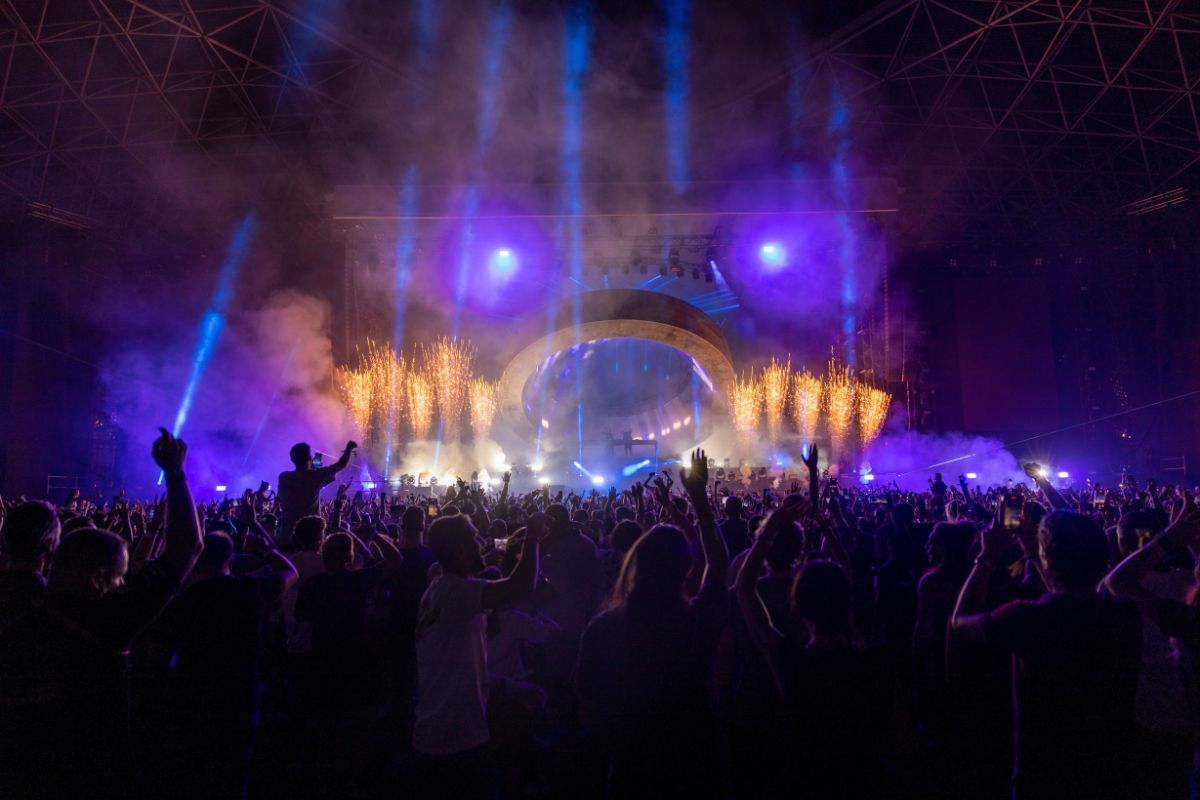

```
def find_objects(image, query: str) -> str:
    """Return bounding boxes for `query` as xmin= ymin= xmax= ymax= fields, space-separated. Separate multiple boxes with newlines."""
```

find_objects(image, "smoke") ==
xmin=863 ymin=413 xmax=1026 ymax=491
xmin=387 ymin=438 xmax=509 ymax=486
xmin=75 ymin=2 xmax=947 ymax=497
xmin=100 ymin=288 xmax=353 ymax=495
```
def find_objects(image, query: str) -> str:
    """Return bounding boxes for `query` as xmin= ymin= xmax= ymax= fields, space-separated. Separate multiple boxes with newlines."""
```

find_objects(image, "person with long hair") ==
xmin=736 ymin=495 xmax=890 ymax=798
xmin=575 ymin=450 xmax=728 ymax=799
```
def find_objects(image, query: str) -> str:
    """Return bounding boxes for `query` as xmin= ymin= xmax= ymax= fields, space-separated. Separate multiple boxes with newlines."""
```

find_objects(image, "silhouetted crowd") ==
xmin=2 ymin=431 xmax=1199 ymax=799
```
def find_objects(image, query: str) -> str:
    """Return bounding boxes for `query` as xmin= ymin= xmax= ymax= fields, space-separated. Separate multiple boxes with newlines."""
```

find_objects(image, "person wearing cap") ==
xmin=276 ymin=440 xmax=357 ymax=547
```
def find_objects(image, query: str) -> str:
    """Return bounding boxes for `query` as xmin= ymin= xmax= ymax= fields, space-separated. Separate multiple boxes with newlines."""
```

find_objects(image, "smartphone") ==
xmin=427 ymin=501 xmax=439 ymax=518
xmin=1094 ymin=495 xmax=1106 ymax=509
xmin=494 ymin=537 xmax=509 ymax=552
xmin=1003 ymin=493 xmax=1023 ymax=530
xmin=1135 ymin=528 xmax=1154 ymax=548
xmin=313 ymin=452 xmax=323 ymax=468
xmin=872 ymin=497 xmax=889 ymax=506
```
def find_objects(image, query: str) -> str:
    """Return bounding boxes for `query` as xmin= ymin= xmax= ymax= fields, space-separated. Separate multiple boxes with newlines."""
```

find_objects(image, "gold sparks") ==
xmin=790 ymin=369 xmax=822 ymax=443
xmin=336 ymin=336 xmax=503 ymax=450
xmin=423 ymin=337 xmax=474 ymax=437
xmin=405 ymin=370 xmax=435 ymax=438
xmin=857 ymin=385 xmax=891 ymax=449
xmin=335 ymin=366 xmax=373 ymax=433
xmin=469 ymin=379 xmax=498 ymax=438
xmin=823 ymin=360 xmax=855 ymax=455
xmin=731 ymin=371 xmax=763 ymax=442
xmin=760 ymin=357 xmax=791 ymax=445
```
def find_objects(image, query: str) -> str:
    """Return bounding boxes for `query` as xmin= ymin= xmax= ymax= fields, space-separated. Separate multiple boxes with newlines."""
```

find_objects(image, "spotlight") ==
xmin=759 ymin=242 xmax=786 ymax=271
xmin=530 ymin=462 xmax=543 ymax=472
xmin=592 ymin=475 xmax=605 ymax=486
xmin=215 ymin=485 xmax=228 ymax=492
xmin=705 ymin=246 xmax=717 ymax=263
xmin=538 ymin=476 xmax=551 ymax=485
xmin=1037 ymin=467 xmax=1049 ymax=478
xmin=490 ymin=248 xmax=516 ymax=276
xmin=965 ymin=472 xmax=977 ymax=479
xmin=1057 ymin=471 xmax=1070 ymax=479
xmin=669 ymin=247 xmax=683 ymax=276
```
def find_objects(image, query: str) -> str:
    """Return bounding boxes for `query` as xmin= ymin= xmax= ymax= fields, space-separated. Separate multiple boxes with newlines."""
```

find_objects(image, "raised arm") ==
xmin=950 ymin=502 xmax=1011 ymax=643
xmin=1104 ymin=490 xmax=1200 ymax=616
xmin=480 ymin=513 xmax=544 ymax=611
xmin=1024 ymin=463 xmax=1068 ymax=511
xmin=241 ymin=494 xmax=299 ymax=591
xmin=152 ymin=427 xmax=203 ymax=577
xmin=497 ymin=471 xmax=511 ymax=512
xmin=736 ymin=497 xmax=805 ymax=692
xmin=322 ymin=440 xmax=358 ymax=478
xmin=681 ymin=449 xmax=727 ymax=592
xmin=801 ymin=444 xmax=821 ymax=509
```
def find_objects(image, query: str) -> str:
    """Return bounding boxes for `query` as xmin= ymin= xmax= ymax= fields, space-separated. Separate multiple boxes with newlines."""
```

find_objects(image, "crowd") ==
xmin=1 ymin=428 xmax=1199 ymax=799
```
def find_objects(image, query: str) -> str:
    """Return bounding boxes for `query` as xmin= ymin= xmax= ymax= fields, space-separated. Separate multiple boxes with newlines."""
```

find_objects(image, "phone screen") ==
xmin=1094 ymin=496 xmax=1106 ymax=508
xmin=427 ymin=502 xmax=438 ymax=517
xmin=1136 ymin=528 xmax=1153 ymax=548
xmin=494 ymin=537 xmax=508 ymax=552
xmin=1003 ymin=494 xmax=1023 ymax=530
xmin=313 ymin=453 xmax=323 ymax=468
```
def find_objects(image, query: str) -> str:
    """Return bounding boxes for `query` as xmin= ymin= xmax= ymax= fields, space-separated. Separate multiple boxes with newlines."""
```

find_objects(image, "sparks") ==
xmin=823 ymin=359 xmax=855 ymax=458
xmin=731 ymin=370 xmax=763 ymax=446
xmin=469 ymin=378 xmax=499 ymax=438
xmin=790 ymin=369 xmax=822 ymax=443
xmin=760 ymin=356 xmax=791 ymax=446
xmin=857 ymin=384 xmax=891 ymax=450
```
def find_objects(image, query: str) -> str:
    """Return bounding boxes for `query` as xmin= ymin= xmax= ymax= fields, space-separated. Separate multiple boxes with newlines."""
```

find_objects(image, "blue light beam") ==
xmin=171 ymin=214 xmax=257 ymax=439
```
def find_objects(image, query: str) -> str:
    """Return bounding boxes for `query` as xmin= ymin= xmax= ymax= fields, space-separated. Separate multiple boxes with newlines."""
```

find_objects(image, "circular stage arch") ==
xmin=496 ymin=289 xmax=736 ymax=434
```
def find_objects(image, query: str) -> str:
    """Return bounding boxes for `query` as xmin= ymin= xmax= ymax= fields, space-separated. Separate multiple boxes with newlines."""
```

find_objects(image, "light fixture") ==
xmin=669 ymin=247 xmax=683 ymax=276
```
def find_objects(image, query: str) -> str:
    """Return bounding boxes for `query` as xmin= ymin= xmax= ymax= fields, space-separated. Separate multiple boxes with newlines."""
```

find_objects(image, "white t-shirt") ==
xmin=412 ymin=573 xmax=490 ymax=755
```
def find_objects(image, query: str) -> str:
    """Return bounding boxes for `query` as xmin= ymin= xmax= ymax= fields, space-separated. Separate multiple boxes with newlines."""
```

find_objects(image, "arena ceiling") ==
xmin=1 ymin=0 xmax=1197 ymax=240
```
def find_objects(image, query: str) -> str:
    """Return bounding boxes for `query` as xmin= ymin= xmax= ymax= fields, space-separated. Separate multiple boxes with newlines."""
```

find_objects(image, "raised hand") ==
xmin=801 ymin=444 xmax=820 ymax=471
xmin=680 ymin=449 xmax=709 ymax=496
xmin=981 ymin=500 xmax=1014 ymax=559
xmin=152 ymin=427 xmax=187 ymax=473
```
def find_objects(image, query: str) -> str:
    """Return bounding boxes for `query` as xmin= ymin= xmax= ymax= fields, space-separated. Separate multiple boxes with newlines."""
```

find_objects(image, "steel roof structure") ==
xmin=1 ymin=0 xmax=1197 ymax=236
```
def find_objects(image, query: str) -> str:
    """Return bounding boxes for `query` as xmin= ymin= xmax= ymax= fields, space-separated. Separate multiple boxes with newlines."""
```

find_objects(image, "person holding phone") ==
xmin=276 ymin=440 xmax=357 ymax=547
